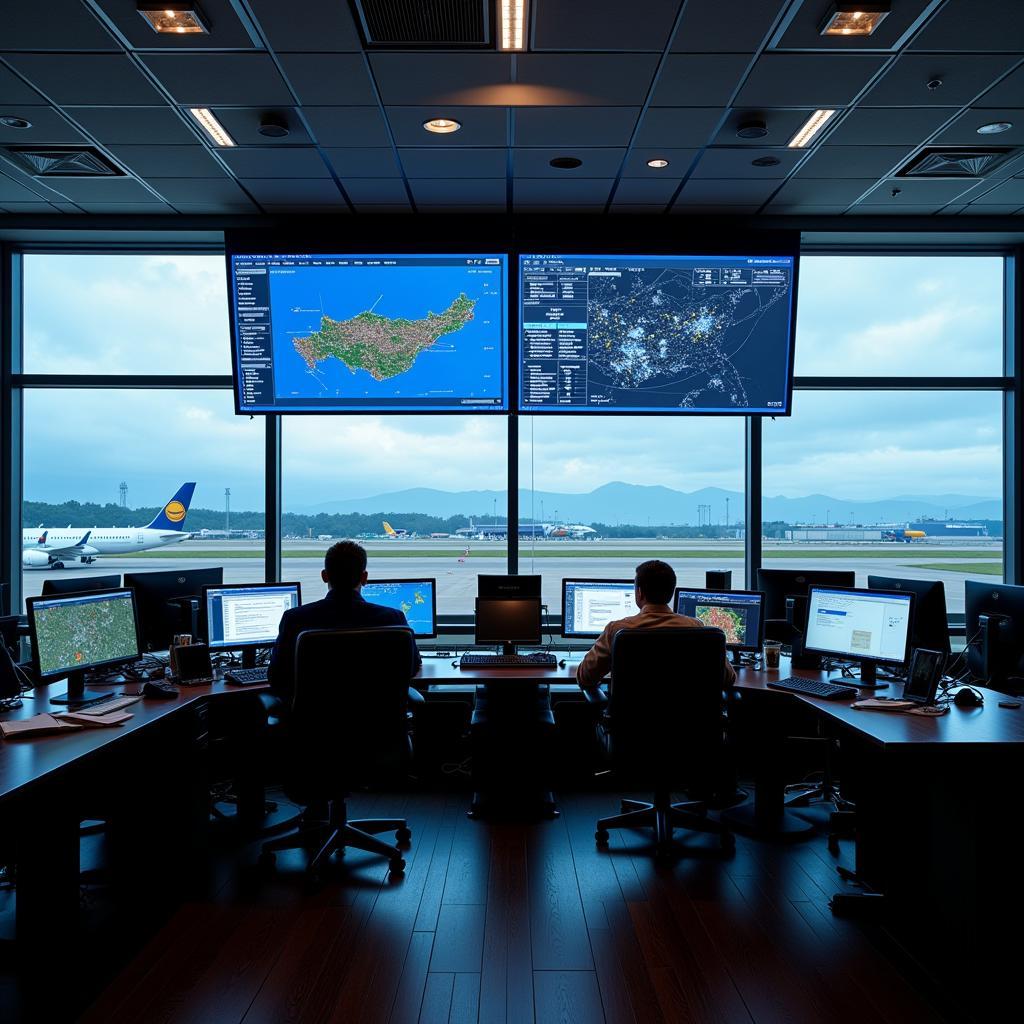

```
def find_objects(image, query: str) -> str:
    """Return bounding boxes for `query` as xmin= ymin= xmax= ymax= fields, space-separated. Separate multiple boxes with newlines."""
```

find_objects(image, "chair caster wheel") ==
xmin=388 ymin=857 xmax=406 ymax=877
xmin=396 ymin=827 xmax=412 ymax=844
xmin=720 ymin=832 xmax=736 ymax=852
xmin=595 ymin=829 xmax=609 ymax=845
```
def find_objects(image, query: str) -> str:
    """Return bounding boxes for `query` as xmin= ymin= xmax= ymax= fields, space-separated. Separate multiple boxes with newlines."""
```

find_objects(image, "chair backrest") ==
xmin=608 ymin=626 xmax=727 ymax=772
xmin=291 ymin=626 xmax=416 ymax=785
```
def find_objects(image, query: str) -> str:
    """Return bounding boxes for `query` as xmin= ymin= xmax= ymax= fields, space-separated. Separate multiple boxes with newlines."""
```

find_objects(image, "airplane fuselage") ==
xmin=22 ymin=527 xmax=190 ymax=564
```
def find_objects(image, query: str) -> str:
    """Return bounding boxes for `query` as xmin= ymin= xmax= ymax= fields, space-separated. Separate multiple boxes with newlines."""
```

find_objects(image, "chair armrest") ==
xmin=407 ymin=686 xmax=426 ymax=706
xmin=582 ymin=686 xmax=609 ymax=709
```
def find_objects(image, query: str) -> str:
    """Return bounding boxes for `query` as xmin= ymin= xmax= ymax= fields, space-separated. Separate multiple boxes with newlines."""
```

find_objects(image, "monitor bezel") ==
xmin=226 ymin=251 xmax=510 ymax=416
xmin=201 ymin=581 xmax=303 ymax=651
xmin=474 ymin=597 xmax=543 ymax=646
xmin=40 ymin=573 xmax=122 ymax=598
xmin=803 ymin=585 xmax=915 ymax=668
xmin=26 ymin=587 xmax=142 ymax=683
xmin=361 ymin=577 xmax=438 ymax=639
xmin=673 ymin=587 xmax=766 ymax=652
xmin=560 ymin=577 xmax=636 ymax=639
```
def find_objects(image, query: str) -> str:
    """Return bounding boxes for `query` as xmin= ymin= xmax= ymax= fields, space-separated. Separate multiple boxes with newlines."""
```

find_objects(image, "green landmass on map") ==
xmin=293 ymin=293 xmax=476 ymax=381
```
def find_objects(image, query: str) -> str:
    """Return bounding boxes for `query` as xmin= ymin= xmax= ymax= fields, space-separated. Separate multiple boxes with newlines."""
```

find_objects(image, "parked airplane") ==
xmin=22 ymin=482 xmax=197 ymax=569
xmin=382 ymin=521 xmax=410 ymax=538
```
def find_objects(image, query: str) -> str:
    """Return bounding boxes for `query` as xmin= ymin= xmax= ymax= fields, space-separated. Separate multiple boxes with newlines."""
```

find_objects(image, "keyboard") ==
xmin=223 ymin=667 xmax=270 ymax=686
xmin=74 ymin=695 xmax=142 ymax=715
xmin=767 ymin=676 xmax=858 ymax=701
xmin=460 ymin=652 xmax=559 ymax=669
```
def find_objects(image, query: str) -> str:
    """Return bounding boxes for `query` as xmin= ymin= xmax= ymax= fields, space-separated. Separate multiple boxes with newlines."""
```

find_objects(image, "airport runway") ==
xmin=21 ymin=538 xmax=1003 ymax=614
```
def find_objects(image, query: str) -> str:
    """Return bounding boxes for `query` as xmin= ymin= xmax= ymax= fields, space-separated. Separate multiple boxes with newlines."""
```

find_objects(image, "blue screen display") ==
xmin=361 ymin=580 xmax=436 ymax=637
xmin=231 ymin=254 xmax=507 ymax=413
xmin=520 ymin=254 xmax=796 ymax=414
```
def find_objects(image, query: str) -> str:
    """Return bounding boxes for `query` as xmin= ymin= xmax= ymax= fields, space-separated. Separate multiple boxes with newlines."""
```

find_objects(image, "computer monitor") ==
xmin=673 ymin=588 xmax=765 ymax=661
xmin=964 ymin=580 xmax=1024 ymax=692
xmin=478 ymin=574 xmax=542 ymax=599
xmin=475 ymin=598 xmax=542 ymax=655
xmin=229 ymin=252 xmax=508 ymax=413
xmin=361 ymin=579 xmax=437 ymax=638
xmin=203 ymin=582 xmax=302 ymax=668
xmin=561 ymin=578 xmax=638 ymax=639
xmin=124 ymin=567 xmax=224 ymax=651
xmin=867 ymin=575 xmax=950 ymax=659
xmin=757 ymin=569 xmax=857 ymax=621
xmin=804 ymin=586 xmax=914 ymax=685
xmin=41 ymin=573 xmax=121 ymax=597
xmin=26 ymin=588 xmax=141 ymax=707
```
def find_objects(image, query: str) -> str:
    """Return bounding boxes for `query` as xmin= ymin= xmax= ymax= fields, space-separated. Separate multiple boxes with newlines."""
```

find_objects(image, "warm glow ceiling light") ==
xmin=138 ymin=3 xmax=209 ymax=34
xmin=646 ymin=158 xmax=669 ymax=168
xmin=189 ymin=107 xmax=234 ymax=146
xmin=500 ymin=0 xmax=527 ymax=51
xmin=423 ymin=118 xmax=462 ymax=134
xmin=820 ymin=2 xmax=890 ymax=37
xmin=788 ymin=109 xmax=837 ymax=148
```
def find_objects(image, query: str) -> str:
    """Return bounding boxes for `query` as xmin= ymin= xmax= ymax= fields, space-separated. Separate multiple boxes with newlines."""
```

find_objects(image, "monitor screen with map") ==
xmin=229 ymin=253 xmax=507 ymax=413
xmin=673 ymin=588 xmax=765 ymax=652
xmin=519 ymin=254 xmax=797 ymax=414
xmin=361 ymin=578 xmax=437 ymax=638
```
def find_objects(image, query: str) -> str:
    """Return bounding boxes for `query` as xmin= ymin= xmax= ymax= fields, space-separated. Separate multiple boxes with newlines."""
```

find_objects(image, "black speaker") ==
xmin=705 ymin=570 xmax=732 ymax=590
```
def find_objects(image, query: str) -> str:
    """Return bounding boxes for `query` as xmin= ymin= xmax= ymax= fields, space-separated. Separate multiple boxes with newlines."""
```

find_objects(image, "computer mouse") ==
xmin=952 ymin=686 xmax=984 ymax=708
xmin=143 ymin=679 xmax=179 ymax=699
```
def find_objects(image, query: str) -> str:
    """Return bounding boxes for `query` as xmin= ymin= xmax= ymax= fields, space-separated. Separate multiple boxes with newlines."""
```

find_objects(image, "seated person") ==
xmin=576 ymin=559 xmax=737 ymax=692
xmin=269 ymin=540 xmax=422 ymax=704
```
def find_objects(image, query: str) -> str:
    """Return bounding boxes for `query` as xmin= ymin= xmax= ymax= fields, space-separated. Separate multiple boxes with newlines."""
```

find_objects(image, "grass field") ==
xmin=908 ymin=562 xmax=1002 ymax=575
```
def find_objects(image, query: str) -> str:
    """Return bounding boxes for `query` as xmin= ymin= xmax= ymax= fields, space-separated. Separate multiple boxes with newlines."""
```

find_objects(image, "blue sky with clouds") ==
xmin=20 ymin=253 xmax=1004 ymax=513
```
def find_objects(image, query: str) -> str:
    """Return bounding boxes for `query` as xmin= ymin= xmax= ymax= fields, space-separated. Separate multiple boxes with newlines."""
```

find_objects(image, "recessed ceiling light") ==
xmin=258 ymin=114 xmax=290 ymax=139
xmin=751 ymin=155 xmax=781 ymax=167
xmin=977 ymin=121 xmax=1013 ymax=135
xmin=188 ymin=107 xmax=234 ymax=147
xmin=820 ymin=2 xmax=890 ymax=37
xmin=499 ymin=0 xmax=528 ymax=51
xmin=0 ymin=115 xmax=32 ymax=129
xmin=736 ymin=120 xmax=769 ymax=140
xmin=646 ymin=158 xmax=670 ymax=168
xmin=137 ymin=2 xmax=209 ymax=34
xmin=550 ymin=156 xmax=582 ymax=169
xmin=788 ymin=109 xmax=837 ymax=148
xmin=423 ymin=118 xmax=462 ymax=134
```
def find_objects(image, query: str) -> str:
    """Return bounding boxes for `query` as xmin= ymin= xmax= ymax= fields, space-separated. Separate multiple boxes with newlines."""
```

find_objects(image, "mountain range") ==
xmin=294 ymin=481 xmax=1001 ymax=526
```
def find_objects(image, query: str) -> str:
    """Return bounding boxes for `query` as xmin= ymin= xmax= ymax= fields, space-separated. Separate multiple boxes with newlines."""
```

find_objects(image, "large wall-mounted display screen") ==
xmin=230 ymin=253 xmax=507 ymax=413
xmin=519 ymin=253 xmax=797 ymax=414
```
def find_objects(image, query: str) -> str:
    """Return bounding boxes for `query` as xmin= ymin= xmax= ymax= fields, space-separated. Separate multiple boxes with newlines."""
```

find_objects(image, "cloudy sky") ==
xmin=21 ymin=253 xmax=1004 ymax=512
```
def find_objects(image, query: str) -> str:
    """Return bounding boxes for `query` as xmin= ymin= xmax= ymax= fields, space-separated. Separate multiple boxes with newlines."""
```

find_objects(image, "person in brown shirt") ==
xmin=575 ymin=559 xmax=738 ymax=692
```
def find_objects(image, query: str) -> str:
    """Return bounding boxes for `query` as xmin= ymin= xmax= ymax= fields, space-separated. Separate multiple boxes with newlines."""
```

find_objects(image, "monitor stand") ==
xmin=241 ymin=648 xmax=258 ymax=670
xmin=730 ymin=649 xmax=742 ymax=667
xmin=501 ymin=643 xmax=516 ymax=657
xmin=839 ymin=658 xmax=886 ymax=690
xmin=50 ymin=669 xmax=110 ymax=707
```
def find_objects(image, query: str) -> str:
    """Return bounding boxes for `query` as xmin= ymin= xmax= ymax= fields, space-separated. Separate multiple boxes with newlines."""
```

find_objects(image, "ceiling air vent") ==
xmin=896 ymin=147 xmax=1014 ymax=178
xmin=353 ymin=0 xmax=490 ymax=46
xmin=3 ymin=146 xmax=124 ymax=178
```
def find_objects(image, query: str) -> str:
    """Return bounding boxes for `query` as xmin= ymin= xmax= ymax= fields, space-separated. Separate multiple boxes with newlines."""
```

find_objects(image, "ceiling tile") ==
xmin=634 ymin=107 xmax=720 ymax=147
xmin=43 ymin=177 xmax=164 ymax=203
xmin=0 ymin=201 xmax=60 ymax=213
xmin=1 ymin=54 xmax=163 ymax=106
xmin=211 ymin=107 xmax=312 ymax=146
xmin=514 ymin=179 xmax=614 ymax=205
xmin=140 ymin=54 xmax=293 ymax=106
xmin=959 ymin=178 xmax=1024 ymax=205
xmin=262 ymin=203 xmax=354 ymax=213
xmin=325 ymin=147 xmax=404 ymax=177
xmin=846 ymin=205 xmax=943 ymax=215
xmin=514 ymin=148 xmax=625 ymax=177
xmin=796 ymin=146 xmax=913 ymax=178
xmin=762 ymin=203 xmax=848 ymax=214
xmin=67 ymin=106 xmax=197 ymax=145
xmin=772 ymin=178 xmax=878 ymax=205
xmin=302 ymin=107 xmax=392 ymax=147
xmin=675 ymin=178 xmax=778 ymax=204
xmin=672 ymin=203 xmax=763 ymax=214
xmin=340 ymin=178 xmax=410 ymax=204
xmin=0 ymin=63 xmax=48 ymax=106
xmin=0 ymin=1 xmax=119 ymax=50
xmin=398 ymin=148 xmax=506 ymax=178
xmin=672 ymin=0 xmax=786 ymax=52
xmin=75 ymin=202 xmax=174 ymax=213
xmin=172 ymin=201 xmax=259 ymax=213
xmin=864 ymin=178 xmax=988 ymax=204
xmin=0 ymin=106 xmax=87 ymax=145
xmin=691 ymin=147 xmax=799 ymax=178
xmin=609 ymin=204 xmax=668 ymax=214
xmin=417 ymin=204 xmax=505 ymax=214
xmin=961 ymin=205 xmax=1024 ymax=215
xmin=94 ymin=0 xmax=257 ymax=50
xmin=246 ymin=0 xmax=362 ymax=51
xmin=824 ymin=107 xmax=956 ymax=146
xmin=369 ymin=54 xmax=511 ymax=106
xmin=910 ymin=0 xmax=1024 ymax=51
xmin=932 ymin=108 xmax=1024 ymax=147
xmin=711 ymin=109 xmax=815 ymax=146
xmin=220 ymin=147 xmax=329 ymax=178
xmin=108 ymin=144 xmax=222 ymax=177
xmin=240 ymin=178 xmax=346 ymax=205
xmin=148 ymin=178 xmax=251 ymax=203
xmin=652 ymin=54 xmax=753 ymax=107
xmin=534 ymin=0 xmax=681 ymax=51
xmin=623 ymin=148 xmax=699 ymax=175
xmin=409 ymin=179 xmax=505 ymax=205
xmin=862 ymin=54 xmax=1020 ymax=108
xmin=613 ymin=177 xmax=681 ymax=203
xmin=516 ymin=107 xmax=639 ymax=147
xmin=277 ymin=54 xmax=377 ymax=106
xmin=735 ymin=54 xmax=887 ymax=107
xmin=515 ymin=55 xmax=660 ymax=106
xmin=0 ymin=174 xmax=50 ymax=202
xmin=775 ymin=0 xmax=934 ymax=51
xmin=387 ymin=107 xmax=507 ymax=147
xmin=976 ymin=65 xmax=1024 ymax=108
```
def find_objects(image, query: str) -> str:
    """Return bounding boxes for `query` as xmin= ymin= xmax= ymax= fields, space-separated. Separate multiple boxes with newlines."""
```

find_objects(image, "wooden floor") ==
xmin=78 ymin=791 xmax=948 ymax=1024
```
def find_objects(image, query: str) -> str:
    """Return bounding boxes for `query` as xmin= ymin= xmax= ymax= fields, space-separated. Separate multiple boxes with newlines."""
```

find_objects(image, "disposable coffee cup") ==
xmin=763 ymin=642 xmax=782 ymax=670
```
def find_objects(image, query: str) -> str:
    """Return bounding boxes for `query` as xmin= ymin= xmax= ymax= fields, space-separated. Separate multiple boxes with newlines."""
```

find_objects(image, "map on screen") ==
xmin=361 ymin=580 xmax=436 ymax=638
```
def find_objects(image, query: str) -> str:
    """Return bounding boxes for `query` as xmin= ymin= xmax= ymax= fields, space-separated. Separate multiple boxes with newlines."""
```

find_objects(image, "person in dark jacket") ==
xmin=268 ymin=539 xmax=422 ymax=703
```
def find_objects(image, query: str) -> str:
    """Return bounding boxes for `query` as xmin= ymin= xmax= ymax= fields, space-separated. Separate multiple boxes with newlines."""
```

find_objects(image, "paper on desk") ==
xmin=56 ymin=710 xmax=133 ymax=728
xmin=851 ymin=698 xmax=915 ymax=711
xmin=0 ymin=713 xmax=83 ymax=737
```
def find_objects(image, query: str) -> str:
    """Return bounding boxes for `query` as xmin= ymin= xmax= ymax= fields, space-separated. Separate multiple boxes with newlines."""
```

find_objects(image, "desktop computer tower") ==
xmin=706 ymin=570 xmax=732 ymax=591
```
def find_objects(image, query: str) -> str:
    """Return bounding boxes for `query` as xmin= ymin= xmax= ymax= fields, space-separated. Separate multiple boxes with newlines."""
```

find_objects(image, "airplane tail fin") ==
xmin=383 ymin=521 xmax=397 ymax=537
xmin=146 ymin=482 xmax=197 ymax=531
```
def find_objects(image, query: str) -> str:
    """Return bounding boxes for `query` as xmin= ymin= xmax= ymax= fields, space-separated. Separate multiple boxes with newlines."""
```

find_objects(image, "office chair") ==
xmin=258 ymin=627 xmax=417 ymax=878
xmin=592 ymin=627 xmax=735 ymax=856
